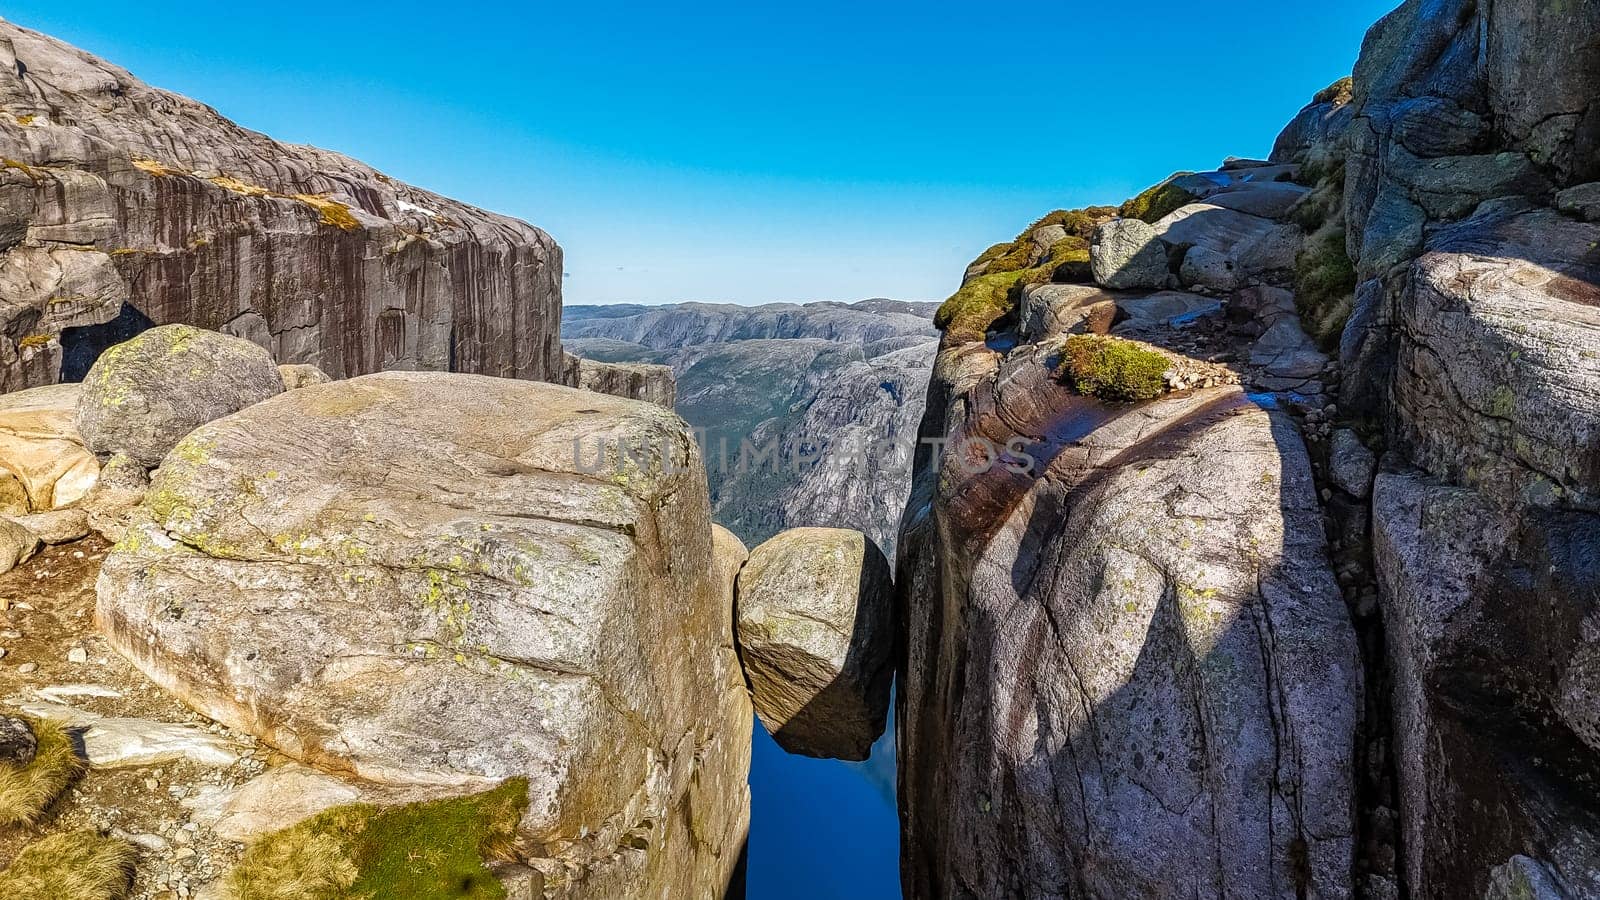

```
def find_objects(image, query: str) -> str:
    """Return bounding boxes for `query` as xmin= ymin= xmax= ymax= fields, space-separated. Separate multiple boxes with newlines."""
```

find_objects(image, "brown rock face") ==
xmin=0 ymin=18 xmax=563 ymax=390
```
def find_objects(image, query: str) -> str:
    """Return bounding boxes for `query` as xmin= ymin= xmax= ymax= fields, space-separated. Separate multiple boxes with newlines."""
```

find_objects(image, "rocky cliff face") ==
xmin=897 ymin=2 xmax=1600 ymax=898
xmin=564 ymin=299 xmax=938 ymax=556
xmin=0 ymin=18 xmax=564 ymax=390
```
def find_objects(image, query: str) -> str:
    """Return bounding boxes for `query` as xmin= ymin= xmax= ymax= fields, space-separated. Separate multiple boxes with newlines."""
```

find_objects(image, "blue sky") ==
xmin=4 ymin=1 xmax=1394 ymax=304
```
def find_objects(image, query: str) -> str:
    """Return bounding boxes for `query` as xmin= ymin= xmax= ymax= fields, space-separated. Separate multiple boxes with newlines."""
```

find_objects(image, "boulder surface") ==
xmin=95 ymin=372 xmax=751 ymax=898
xmin=0 ymin=383 xmax=98 ymax=513
xmin=75 ymin=325 xmax=283 ymax=467
xmin=735 ymin=527 xmax=895 ymax=761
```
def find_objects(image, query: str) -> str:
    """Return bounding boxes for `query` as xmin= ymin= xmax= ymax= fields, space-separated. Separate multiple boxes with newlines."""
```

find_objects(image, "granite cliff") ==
xmin=0 ymin=17 xmax=563 ymax=390
xmin=896 ymin=1 xmax=1600 ymax=898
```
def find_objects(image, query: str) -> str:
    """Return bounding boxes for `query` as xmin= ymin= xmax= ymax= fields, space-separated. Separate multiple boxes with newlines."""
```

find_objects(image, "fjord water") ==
xmin=746 ymin=717 xmax=900 ymax=898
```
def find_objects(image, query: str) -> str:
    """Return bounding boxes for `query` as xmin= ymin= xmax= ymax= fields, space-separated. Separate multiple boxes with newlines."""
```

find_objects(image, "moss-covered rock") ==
xmin=1054 ymin=335 xmax=1171 ymax=402
xmin=1120 ymin=176 xmax=1200 ymax=224
xmin=74 ymin=324 xmax=283 ymax=467
xmin=220 ymin=779 xmax=527 ymax=900
xmin=937 ymin=226 xmax=1102 ymax=343
xmin=1314 ymin=75 xmax=1355 ymax=106
xmin=934 ymin=270 xmax=1025 ymax=343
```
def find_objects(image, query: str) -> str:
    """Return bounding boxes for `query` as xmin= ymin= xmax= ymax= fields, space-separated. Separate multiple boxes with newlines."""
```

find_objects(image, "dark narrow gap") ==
xmin=58 ymin=303 xmax=155 ymax=382
xmin=1313 ymin=450 xmax=1405 ymax=899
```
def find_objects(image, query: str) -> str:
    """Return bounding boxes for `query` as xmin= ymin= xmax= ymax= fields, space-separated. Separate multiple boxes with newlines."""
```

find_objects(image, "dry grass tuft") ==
xmin=0 ymin=717 xmax=86 ymax=827
xmin=292 ymin=195 xmax=361 ymax=231
xmin=131 ymin=158 xmax=183 ymax=177
xmin=0 ymin=830 xmax=136 ymax=900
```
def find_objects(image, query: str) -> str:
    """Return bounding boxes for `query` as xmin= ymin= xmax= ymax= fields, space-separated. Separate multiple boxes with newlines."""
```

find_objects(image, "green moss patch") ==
xmin=1295 ymin=224 xmax=1357 ymax=349
xmin=1314 ymin=76 xmax=1354 ymax=106
xmin=220 ymin=778 xmax=528 ymax=900
xmin=1289 ymin=162 xmax=1357 ymax=348
xmin=1120 ymin=176 xmax=1198 ymax=224
xmin=0 ymin=831 xmax=136 ymax=900
xmin=1055 ymin=335 xmax=1171 ymax=402
xmin=0 ymin=717 xmax=86 ymax=826
xmin=938 ymin=209 xmax=1111 ymax=343
xmin=935 ymin=270 xmax=1027 ymax=344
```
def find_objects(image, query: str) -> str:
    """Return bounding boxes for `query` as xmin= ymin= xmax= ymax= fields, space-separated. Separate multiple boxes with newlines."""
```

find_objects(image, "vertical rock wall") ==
xmin=0 ymin=18 xmax=564 ymax=390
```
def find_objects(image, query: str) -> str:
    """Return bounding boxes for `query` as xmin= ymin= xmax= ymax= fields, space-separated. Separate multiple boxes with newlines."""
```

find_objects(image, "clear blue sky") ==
xmin=3 ymin=2 xmax=1395 ymax=305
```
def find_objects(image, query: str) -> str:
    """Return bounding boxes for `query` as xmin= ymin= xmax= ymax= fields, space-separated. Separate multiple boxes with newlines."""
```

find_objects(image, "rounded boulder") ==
xmin=75 ymin=325 xmax=283 ymax=466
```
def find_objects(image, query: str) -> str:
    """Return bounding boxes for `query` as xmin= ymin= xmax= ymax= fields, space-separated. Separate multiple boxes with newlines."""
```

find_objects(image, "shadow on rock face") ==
xmin=59 ymin=303 xmax=154 ymax=383
xmin=896 ymin=335 xmax=1362 ymax=899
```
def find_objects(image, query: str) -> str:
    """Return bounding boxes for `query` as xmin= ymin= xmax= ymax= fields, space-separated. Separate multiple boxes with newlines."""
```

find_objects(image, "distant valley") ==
xmin=563 ymin=299 xmax=938 ymax=558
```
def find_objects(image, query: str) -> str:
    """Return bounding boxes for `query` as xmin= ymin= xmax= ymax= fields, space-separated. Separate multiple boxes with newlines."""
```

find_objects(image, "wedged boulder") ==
xmin=75 ymin=325 xmax=284 ymax=467
xmin=1372 ymin=471 xmax=1600 ymax=898
xmin=735 ymin=527 xmax=894 ymax=761
xmin=1089 ymin=218 xmax=1169 ymax=290
xmin=95 ymin=372 xmax=750 ymax=897
xmin=896 ymin=340 xmax=1361 ymax=898
xmin=1389 ymin=205 xmax=1600 ymax=508
xmin=0 ymin=383 xmax=99 ymax=513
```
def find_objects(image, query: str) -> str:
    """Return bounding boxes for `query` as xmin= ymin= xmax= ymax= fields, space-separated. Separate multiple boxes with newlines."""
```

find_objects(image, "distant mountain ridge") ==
xmin=562 ymin=299 xmax=937 ymax=558
xmin=563 ymin=299 xmax=940 ymax=351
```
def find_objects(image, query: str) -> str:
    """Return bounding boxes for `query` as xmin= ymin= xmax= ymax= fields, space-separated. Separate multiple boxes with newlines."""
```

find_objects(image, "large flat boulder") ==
xmin=95 ymin=372 xmax=750 ymax=897
xmin=0 ymin=382 xmax=98 ymax=513
xmin=735 ymin=527 xmax=895 ymax=761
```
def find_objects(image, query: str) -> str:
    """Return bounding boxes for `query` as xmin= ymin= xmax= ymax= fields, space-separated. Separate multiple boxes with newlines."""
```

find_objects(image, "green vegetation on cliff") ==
xmin=1055 ymin=335 xmax=1170 ymax=402
xmin=1290 ymin=163 xmax=1357 ymax=348
xmin=935 ymin=209 xmax=1110 ymax=342
xmin=221 ymin=779 xmax=528 ymax=900
xmin=1120 ymin=176 xmax=1198 ymax=224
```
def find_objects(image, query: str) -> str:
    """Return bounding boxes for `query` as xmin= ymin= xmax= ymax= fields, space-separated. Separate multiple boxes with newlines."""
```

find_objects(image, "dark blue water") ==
xmin=745 ymin=717 xmax=900 ymax=899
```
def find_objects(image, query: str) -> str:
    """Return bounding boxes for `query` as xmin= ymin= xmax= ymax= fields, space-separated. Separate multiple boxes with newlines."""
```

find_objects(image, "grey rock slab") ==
xmin=1556 ymin=183 xmax=1600 ymax=222
xmin=1018 ymin=284 xmax=1117 ymax=342
xmin=20 ymin=700 xmax=242 ymax=768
